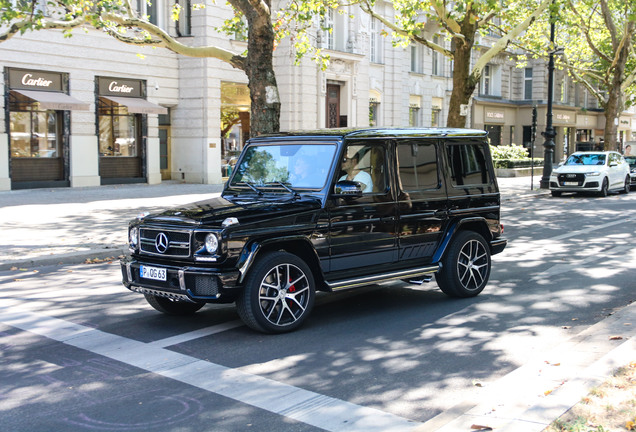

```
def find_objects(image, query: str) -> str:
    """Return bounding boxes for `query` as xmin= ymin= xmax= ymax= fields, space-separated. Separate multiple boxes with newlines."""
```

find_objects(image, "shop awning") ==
xmin=14 ymin=89 xmax=90 ymax=111
xmin=102 ymin=96 xmax=168 ymax=115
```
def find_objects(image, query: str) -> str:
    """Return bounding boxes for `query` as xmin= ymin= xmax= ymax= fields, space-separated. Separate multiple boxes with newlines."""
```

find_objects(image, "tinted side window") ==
xmin=339 ymin=142 xmax=387 ymax=193
xmin=446 ymin=143 xmax=490 ymax=186
xmin=397 ymin=141 xmax=439 ymax=190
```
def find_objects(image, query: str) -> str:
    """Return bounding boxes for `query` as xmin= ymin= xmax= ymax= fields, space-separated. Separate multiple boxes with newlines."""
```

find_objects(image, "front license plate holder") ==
xmin=140 ymin=265 xmax=167 ymax=281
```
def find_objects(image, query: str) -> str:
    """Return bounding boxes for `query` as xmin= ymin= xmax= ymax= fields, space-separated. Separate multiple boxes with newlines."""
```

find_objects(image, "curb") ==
xmin=0 ymin=246 xmax=128 ymax=271
xmin=415 ymin=301 xmax=636 ymax=432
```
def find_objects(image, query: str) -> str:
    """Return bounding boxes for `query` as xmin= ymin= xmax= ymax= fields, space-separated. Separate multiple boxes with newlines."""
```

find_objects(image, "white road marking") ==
xmin=0 ymin=308 xmax=419 ymax=432
xmin=147 ymin=320 xmax=244 ymax=348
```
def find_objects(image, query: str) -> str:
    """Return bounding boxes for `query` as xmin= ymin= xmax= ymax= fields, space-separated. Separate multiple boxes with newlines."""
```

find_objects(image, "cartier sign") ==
xmin=98 ymin=77 xmax=143 ymax=98
xmin=8 ymin=68 xmax=64 ymax=92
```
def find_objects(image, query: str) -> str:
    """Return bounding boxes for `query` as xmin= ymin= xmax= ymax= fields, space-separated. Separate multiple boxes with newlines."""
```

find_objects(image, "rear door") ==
xmin=396 ymin=139 xmax=448 ymax=265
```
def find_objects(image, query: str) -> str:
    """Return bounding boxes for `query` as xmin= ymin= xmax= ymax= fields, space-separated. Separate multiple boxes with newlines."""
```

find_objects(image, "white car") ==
xmin=549 ymin=151 xmax=631 ymax=197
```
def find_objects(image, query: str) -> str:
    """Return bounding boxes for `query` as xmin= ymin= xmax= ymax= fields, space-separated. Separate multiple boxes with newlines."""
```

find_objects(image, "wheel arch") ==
xmin=432 ymin=217 xmax=492 ymax=264
xmin=237 ymin=236 xmax=325 ymax=288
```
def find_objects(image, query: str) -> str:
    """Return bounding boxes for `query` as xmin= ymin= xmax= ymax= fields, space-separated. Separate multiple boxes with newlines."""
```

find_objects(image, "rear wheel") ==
xmin=236 ymin=251 xmax=315 ymax=333
xmin=436 ymin=231 xmax=491 ymax=298
xmin=620 ymin=176 xmax=630 ymax=194
xmin=144 ymin=294 xmax=205 ymax=315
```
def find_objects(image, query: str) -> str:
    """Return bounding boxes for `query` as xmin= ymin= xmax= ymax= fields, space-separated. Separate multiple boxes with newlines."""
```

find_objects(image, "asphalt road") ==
xmin=1 ymin=190 xmax=635 ymax=431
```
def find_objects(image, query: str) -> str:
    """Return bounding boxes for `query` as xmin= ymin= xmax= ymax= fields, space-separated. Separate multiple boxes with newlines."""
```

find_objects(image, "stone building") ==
xmin=1 ymin=0 xmax=634 ymax=190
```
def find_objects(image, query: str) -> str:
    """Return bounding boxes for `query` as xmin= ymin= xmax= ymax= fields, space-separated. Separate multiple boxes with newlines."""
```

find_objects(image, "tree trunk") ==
xmin=446 ymin=29 xmax=479 ymax=128
xmin=603 ymin=89 xmax=620 ymax=151
xmin=241 ymin=2 xmax=280 ymax=136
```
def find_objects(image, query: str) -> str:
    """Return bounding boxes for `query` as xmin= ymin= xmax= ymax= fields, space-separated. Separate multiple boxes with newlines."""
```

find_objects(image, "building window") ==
xmin=431 ymin=97 xmax=443 ymax=127
xmin=409 ymin=106 xmax=420 ymax=127
xmin=98 ymin=99 xmax=139 ymax=158
xmin=370 ymin=18 xmax=383 ymax=63
xmin=137 ymin=0 xmax=161 ymax=27
xmin=321 ymin=8 xmax=349 ymax=52
xmin=560 ymin=74 xmax=568 ymax=103
xmin=524 ymin=68 xmax=533 ymax=100
xmin=431 ymin=36 xmax=443 ymax=76
xmin=176 ymin=0 xmax=192 ymax=37
xmin=369 ymin=102 xmax=380 ymax=126
xmin=410 ymin=45 xmax=423 ymax=73
xmin=482 ymin=65 xmax=491 ymax=96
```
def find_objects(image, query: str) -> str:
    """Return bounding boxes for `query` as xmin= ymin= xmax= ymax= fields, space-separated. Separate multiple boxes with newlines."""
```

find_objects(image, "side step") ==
xmin=404 ymin=275 xmax=433 ymax=285
xmin=325 ymin=265 xmax=439 ymax=291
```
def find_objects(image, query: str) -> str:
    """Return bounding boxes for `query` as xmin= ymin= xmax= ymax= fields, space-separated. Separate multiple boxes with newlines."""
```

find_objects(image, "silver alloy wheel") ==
xmin=456 ymin=239 xmax=489 ymax=291
xmin=258 ymin=263 xmax=311 ymax=327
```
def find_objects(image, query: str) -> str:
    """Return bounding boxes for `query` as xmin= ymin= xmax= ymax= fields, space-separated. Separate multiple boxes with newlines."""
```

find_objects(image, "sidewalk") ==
xmin=0 ymin=178 xmax=632 ymax=432
xmin=0 ymin=176 xmax=546 ymax=271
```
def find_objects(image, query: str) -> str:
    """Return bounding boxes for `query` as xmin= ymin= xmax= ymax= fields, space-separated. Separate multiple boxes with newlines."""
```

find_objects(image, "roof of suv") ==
xmin=251 ymin=127 xmax=488 ymax=141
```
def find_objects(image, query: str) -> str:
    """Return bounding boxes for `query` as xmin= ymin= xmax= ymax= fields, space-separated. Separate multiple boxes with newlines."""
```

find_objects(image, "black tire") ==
xmin=236 ymin=251 xmax=315 ymax=334
xmin=144 ymin=294 xmax=205 ymax=315
xmin=620 ymin=176 xmax=630 ymax=194
xmin=436 ymin=231 xmax=491 ymax=298
xmin=599 ymin=177 xmax=609 ymax=197
xmin=551 ymin=191 xmax=562 ymax=197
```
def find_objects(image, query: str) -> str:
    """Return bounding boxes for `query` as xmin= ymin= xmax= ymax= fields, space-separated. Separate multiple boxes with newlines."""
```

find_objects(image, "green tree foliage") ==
xmin=518 ymin=0 xmax=636 ymax=150
xmin=279 ymin=0 xmax=551 ymax=127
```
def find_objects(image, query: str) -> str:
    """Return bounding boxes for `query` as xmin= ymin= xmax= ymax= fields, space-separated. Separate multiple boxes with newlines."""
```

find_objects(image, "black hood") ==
xmin=141 ymin=194 xmax=322 ymax=228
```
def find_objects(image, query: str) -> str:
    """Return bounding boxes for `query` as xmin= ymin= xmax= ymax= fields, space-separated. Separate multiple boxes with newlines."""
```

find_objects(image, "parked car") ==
xmin=625 ymin=155 xmax=636 ymax=189
xmin=120 ymin=128 xmax=507 ymax=333
xmin=549 ymin=151 xmax=631 ymax=197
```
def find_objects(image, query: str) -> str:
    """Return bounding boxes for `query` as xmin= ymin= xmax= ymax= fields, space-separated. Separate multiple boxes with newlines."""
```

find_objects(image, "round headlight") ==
xmin=129 ymin=227 xmax=139 ymax=248
xmin=205 ymin=233 xmax=219 ymax=254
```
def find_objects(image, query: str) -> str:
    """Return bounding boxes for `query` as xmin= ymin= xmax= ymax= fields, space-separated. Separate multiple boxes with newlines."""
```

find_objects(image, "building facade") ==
xmin=1 ymin=0 xmax=634 ymax=190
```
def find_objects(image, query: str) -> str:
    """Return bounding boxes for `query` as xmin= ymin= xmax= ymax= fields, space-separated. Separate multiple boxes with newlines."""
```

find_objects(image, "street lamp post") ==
xmin=540 ymin=5 xmax=557 ymax=189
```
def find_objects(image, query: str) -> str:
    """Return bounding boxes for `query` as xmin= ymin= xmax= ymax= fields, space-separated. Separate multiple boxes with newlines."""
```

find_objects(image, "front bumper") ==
xmin=549 ymin=176 xmax=602 ymax=192
xmin=120 ymin=255 xmax=241 ymax=302
xmin=629 ymin=173 xmax=636 ymax=187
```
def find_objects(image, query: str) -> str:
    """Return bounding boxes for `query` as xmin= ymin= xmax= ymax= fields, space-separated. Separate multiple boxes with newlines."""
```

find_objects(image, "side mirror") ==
xmin=333 ymin=180 xmax=363 ymax=197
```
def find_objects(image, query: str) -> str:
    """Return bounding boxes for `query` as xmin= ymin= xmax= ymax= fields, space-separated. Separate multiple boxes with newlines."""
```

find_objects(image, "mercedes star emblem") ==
xmin=155 ymin=232 xmax=169 ymax=254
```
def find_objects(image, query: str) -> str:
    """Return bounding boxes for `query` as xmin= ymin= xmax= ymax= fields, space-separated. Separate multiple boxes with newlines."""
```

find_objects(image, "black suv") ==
xmin=121 ymin=128 xmax=507 ymax=333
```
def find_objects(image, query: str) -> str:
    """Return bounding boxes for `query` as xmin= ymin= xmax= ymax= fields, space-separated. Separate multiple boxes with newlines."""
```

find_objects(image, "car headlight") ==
xmin=205 ymin=233 xmax=219 ymax=254
xmin=129 ymin=226 xmax=139 ymax=249
xmin=586 ymin=171 xmax=601 ymax=177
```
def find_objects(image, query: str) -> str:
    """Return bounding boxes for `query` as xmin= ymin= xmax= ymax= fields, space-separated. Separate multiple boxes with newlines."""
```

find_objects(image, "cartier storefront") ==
xmin=6 ymin=68 xmax=89 ymax=189
xmin=96 ymin=76 xmax=167 ymax=184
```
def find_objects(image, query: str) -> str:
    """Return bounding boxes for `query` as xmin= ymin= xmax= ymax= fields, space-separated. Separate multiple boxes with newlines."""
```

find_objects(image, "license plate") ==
xmin=564 ymin=182 xmax=578 ymax=186
xmin=140 ymin=265 xmax=167 ymax=281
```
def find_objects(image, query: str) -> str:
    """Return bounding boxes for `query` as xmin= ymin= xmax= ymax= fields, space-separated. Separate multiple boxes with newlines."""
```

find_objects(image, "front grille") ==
xmin=187 ymin=274 xmax=220 ymax=297
xmin=558 ymin=173 xmax=585 ymax=186
xmin=140 ymin=228 xmax=191 ymax=257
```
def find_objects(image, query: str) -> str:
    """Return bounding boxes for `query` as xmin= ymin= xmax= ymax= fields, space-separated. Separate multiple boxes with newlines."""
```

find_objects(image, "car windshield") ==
xmin=625 ymin=156 xmax=636 ymax=168
xmin=229 ymin=143 xmax=337 ymax=190
xmin=564 ymin=153 xmax=606 ymax=166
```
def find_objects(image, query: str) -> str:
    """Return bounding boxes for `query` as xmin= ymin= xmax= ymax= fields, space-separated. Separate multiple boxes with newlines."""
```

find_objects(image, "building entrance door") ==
xmin=326 ymin=84 xmax=340 ymax=128
xmin=159 ymin=126 xmax=170 ymax=180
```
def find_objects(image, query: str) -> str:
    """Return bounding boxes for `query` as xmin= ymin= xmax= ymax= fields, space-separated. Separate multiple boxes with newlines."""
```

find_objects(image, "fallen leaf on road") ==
xmin=13 ymin=279 xmax=25 ymax=282
xmin=470 ymin=425 xmax=493 ymax=431
xmin=10 ymin=266 xmax=17 ymax=271
xmin=472 ymin=380 xmax=484 ymax=387
xmin=609 ymin=336 xmax=624 ymax=341
xmin=562 ymin=326 xmax=572 ymax=329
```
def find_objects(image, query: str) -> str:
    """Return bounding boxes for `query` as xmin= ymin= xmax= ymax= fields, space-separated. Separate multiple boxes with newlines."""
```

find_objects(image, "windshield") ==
xmin=229 ymin=143 xmax=337 ymax=190
xmin=625 ymin=156 xmax=636 ymax=168
xmin=565 ymin=153 xmax=606 ymax=166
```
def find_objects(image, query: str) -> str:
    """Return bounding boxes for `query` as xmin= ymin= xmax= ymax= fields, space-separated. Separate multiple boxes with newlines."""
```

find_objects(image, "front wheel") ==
xmin=144 ymin=294 xmax=205 ymax=315
xmin=599 ymin=177 xmax=609 ymax=197
xmin=436 ymin=231 xmax=491 ymax=298
xmin=236 ymin=251 xmax=315 ymax=334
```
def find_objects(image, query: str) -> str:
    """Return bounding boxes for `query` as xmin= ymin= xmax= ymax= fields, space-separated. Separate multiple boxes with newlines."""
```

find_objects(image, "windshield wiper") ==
xmin=244 ymin=182 xmax=264 ymax=195
xmin=267 ymin=181 xmax=300 ymax=198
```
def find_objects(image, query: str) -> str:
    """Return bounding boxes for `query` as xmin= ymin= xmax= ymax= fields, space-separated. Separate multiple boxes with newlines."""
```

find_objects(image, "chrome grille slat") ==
xmin=139 ymin=227 xmax=192 ymax=257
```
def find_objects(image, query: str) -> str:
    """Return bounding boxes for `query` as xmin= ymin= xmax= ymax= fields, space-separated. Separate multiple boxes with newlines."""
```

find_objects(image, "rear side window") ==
xmin=397 ymin=141 xmax=439 ymax=191
xmin=446 ymin=142 xmax=490 ymax=186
